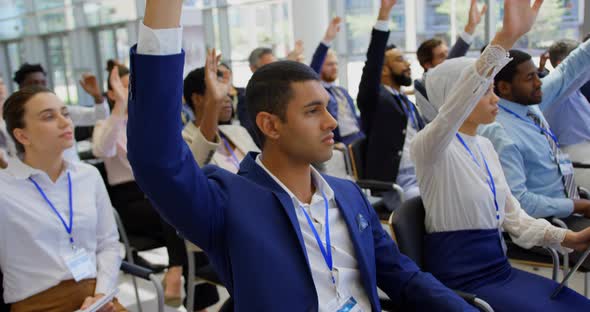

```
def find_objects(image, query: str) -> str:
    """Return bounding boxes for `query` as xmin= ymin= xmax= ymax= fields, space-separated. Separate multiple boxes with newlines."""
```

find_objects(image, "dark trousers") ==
xmin=110 ymin=181 xmax=219 ymax=310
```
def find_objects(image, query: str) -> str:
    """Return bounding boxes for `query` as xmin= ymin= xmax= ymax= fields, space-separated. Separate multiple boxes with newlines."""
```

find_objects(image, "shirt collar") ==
xmin=322 ymin=81 xmax=337 ymax=89
xmin=498 ymin=98 xmax=530 ymax=117
xmin=383 ymin=85 xmax=401 ymax=96
xmin=6 ymin=157 xmax=77 ymax=180
xmin=254 ymin=154 xmax=335 ymax=205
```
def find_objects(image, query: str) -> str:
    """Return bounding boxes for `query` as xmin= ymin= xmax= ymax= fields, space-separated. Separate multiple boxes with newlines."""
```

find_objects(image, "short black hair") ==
xmin=245 ymin=61 xmax=319 ymax=146
xmin=548 ymin=39 xmax=579 ymax=67
xmin=494 ymin=49 xmax=532 ymax=95
xmin=183 ymin=67 xmax=223 ymax=108
xmin=13 ymin=63 xmax=46 ymax=86
xmin=417 ymin=38 xmax=443 ymax=69
xmin=385 ymin=44 xmax=398 ymax=52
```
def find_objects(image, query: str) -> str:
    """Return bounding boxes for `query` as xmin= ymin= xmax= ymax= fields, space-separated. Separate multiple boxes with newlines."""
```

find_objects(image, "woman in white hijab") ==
xmin=411 ymin=0 xmax=590 ymax=310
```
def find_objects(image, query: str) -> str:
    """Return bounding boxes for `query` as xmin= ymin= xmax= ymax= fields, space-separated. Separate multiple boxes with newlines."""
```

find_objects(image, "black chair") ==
xmin=390 ymin=197 xmax=496 ymax=312
xmin=347 ymin=138 xmax=405 ymax=220
xmin=1 ymin=261 xmax=164 ymax=312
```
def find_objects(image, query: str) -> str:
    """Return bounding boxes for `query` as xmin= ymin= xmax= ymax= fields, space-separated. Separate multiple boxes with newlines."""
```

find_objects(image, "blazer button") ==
xmin=398 ymin=151 xmax=402 ymax=156
xmin=402 ymin=129 xmax=406 ymax=135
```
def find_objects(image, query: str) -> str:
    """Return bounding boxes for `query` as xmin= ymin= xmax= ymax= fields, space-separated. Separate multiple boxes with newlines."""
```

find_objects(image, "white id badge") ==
xmin=64 ymin=248 xmax=96 ymax=282
xmin=558 ymin=154 xmax=574 ymax=176
xmin=326 ymin=286 xmax=364 ymax=312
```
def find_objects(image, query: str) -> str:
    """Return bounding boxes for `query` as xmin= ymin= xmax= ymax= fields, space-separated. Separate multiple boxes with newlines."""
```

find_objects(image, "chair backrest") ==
xmin=390 ymin=196 xmax=426 ymax=267
xmin=348 ymin=137 xmax=367 ymax=180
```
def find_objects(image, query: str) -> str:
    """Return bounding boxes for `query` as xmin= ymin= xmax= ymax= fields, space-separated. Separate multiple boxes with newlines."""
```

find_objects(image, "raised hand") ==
xmin=323 ymin=17 xmax=342 ymax=44
xmin=204 ymin=48 xmax=228 ymax=104
xmin=144 ymin=0 xmax=183 ymax=30
xmin=378 ymin=0 xmax=398 ymax=21
xmin=79 ymin=73 xmax=104 ymax=104
xmin=492 ymin=0 xmax=543 ymax=50
xmin=539 ymin=51 xmax=550 ymax=71
xmin=465 ymin=0 xmax=487 ymax=35
xmin=286 ymin=40 xmax=305 ymax=63
xmin=107 ymin=66 xmax=128 ymax=115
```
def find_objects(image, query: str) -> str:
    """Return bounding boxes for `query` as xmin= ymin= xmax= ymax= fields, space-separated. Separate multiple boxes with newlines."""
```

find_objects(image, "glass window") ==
xmin=46 ymin=35 xmax=78 ymax=104
xmin=82 ymin=0 xmax=137 ymax=27
xmin=5 ymin=41 xmax=23 ymax=91
xmin=225 ymin=0 xmax=292 ymax=87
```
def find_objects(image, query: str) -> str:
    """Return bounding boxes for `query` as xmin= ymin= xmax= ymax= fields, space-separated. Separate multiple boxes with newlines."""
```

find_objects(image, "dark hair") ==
xmin=13 ymin=63 xmax=46 ymax=86
xmin=3 ymin=86 xmax=54 ymax=153
xmin=494 ymin=50 xmax=532 ymax=95
xmin=417 ymin=38 xmax=444 ymax=69
xmin=385 ymin=44 xmax=398 ymax=52
xmin=219 ymin=62 xmax=232 ymax=72
xmin=105 ymin=60 xmax=130 ymax=107
xmin=548 ymin=39 xmax=579 ymax=67
xmin=245 ymin=61 xmax=319 ymax=146
xmin=183 ymin=67 xmax=223 ymax=109
xmin=248 ymin=47 xmax=274 ymax=69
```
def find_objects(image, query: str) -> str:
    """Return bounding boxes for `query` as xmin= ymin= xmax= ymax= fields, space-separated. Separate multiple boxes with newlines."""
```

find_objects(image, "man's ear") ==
xmin=497 ymin=80 xmax=511 ymax=98
xmin=256 ymin=112 xmax=281 ymax=143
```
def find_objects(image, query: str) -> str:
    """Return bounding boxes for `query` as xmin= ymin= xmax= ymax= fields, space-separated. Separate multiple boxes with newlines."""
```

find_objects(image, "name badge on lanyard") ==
xmin=558 ymin=153 xmax=574 ymax=176
xmin=29 ymin=172 xmax=96 ymax=281
xmin=299 ymin=190 xmax=363 ymax=312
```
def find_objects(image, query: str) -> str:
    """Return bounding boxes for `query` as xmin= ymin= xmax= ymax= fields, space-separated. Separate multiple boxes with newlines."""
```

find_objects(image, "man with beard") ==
xmin=310 ymin=17 xmax=364 ymax=145
xmin=356 ymin=23 xmax=424 ymax=202
xmin=479 ymin=46 xmax=590 ymax=242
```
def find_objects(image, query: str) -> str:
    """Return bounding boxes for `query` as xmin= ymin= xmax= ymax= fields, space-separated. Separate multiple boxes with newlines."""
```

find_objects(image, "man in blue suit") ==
xmin=309 ymin=17 xmax=364 ymax=145
xmin=126 ymin=0 xmax=476 ymax=311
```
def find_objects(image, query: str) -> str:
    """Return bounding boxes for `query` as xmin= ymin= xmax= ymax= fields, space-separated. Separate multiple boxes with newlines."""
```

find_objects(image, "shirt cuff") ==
xmin=374 ymin=20 xmax=390 ymax=32
xmin=459 ymin=31 xmax=474 ymax=45
xmin=321 ymin=40 xmax=332 ymax=48
xmin=137 ymin=22 xmax=183 ymax=56
xmin=554 ymin=199 xmax=575 ymax=218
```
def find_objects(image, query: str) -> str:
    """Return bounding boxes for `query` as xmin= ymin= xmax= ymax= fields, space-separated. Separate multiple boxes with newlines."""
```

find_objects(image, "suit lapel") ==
xmin=238 ymin=153 xmax=312 ymax=266
xmin=332 ymin=183 xmax=375 ymax=303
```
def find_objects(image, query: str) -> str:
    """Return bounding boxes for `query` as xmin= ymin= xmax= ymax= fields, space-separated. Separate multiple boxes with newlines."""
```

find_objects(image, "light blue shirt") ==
xmin=544 ymin=89 xmax=590 ymax=147
xmin=479 ymin=39 xmax=590 ymax=218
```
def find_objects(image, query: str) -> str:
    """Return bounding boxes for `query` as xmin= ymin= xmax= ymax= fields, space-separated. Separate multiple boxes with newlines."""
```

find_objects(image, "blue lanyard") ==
xmin=397 ymin=94 xmax=419 ymax=130
xmin=29 ymin=172 xmax=75 ymax=244
xmin=221 ymin=137 xmax=240 ymax=170
xmin=499 ymin=105 xmax=560 ymax=147
xmin=299 ymin=190 xmax=335 ymax=285
xmin=456 ymin=134 xmax=500 ymax=221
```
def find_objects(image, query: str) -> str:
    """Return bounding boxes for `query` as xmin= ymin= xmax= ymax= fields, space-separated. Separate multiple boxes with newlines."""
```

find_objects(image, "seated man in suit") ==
xmin=126 ymin=0 xmax=477 ymax=310
xmin=415 ymin=0 xmax=487 ymax=123
xmin=543 ymin=39 xmax=590 ymax=192
xmin=356 ymin=13 xmax=425 ymax=202
xmin=310 ymin=17 xmax=364 ymax=145
xmin=479 ymin=41 xmax=590 ymax=263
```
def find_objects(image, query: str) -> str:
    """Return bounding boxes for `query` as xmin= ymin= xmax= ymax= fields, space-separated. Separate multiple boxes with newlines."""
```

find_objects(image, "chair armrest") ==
xmin=454 ymin=290 xmax=494 ymax=312
xmin=356 ymin=179 xmax=394 ymax=192
xmin=579 ymin=186 xmax=590 ymax=200
xmin=120 ymin=261 xmax=153 ymax=280
xmin=573 ymin=162 xmax=590 ymax=169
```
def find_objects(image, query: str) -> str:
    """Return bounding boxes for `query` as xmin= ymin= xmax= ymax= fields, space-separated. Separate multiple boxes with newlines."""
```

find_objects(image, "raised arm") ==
xmin=412 ymin=0 xmax=543 ymax=167
xmin=540 ymin=39 xmax=590 ymax=111
xmin=127 ymin=0 xmax=226 ymax=251
xmin=448 ymin=0 xmax=487 ymax=59
xmin=310 ymin=17 xmax=341 ymax=74
xmin=356 ymin=0 xmax=395 ymax=120
xmin=92 ymin=67 xmax=126 ymax=158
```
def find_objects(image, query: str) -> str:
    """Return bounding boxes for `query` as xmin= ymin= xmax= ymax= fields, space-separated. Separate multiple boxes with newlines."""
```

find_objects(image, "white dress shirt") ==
xmin=411 ymin=47 xmax=569 ymax=253
xmin=255 ymin=156 xmax=370 ymax=311
xmin=138 ymin=21 xmax=370 ymax=311
xmin=68 ymin=101 xmax=110 ymax=127
xmin=92 ymin=114 xmax=134 ymax=185
xmin=0 ymin=158 xmax=120 ymax=303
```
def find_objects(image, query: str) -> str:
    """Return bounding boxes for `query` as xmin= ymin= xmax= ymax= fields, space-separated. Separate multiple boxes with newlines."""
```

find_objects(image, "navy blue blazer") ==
xmin=126 ymin=46 xmax=475 ymax=312
xmin=310 ymin=43 xmax=364 ymax=144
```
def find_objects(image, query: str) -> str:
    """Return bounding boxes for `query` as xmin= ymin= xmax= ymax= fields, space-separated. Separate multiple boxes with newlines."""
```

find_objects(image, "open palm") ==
xmin=204 ymin=49 xmax=227 ymax=103
xmin=502 ymin=0 xmax=543 ymax=40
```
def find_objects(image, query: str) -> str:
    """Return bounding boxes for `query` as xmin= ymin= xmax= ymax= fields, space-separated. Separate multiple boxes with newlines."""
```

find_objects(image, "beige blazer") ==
xmin=182 ymin=122 xmax=260 ymax=168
